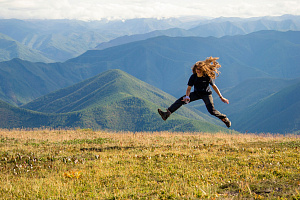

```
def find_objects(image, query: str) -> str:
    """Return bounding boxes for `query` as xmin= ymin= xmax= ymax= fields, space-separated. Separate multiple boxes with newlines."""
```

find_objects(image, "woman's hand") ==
xmin=220 ymin=97 xmax=229 ymax=104
xmin=182 ymin=96 xmax=190 ymax=104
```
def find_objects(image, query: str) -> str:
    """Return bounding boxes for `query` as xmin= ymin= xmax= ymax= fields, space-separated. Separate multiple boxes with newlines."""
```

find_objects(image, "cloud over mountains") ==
xmin=1 ymin=0 xmax=299 ymax=20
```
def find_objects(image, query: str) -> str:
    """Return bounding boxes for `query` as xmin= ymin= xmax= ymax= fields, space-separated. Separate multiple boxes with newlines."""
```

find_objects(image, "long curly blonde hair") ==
xmin=192 ymin=57 xmax=221 ymax=79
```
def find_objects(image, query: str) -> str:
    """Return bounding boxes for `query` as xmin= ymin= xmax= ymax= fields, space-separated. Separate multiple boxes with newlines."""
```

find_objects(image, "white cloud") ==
xmin=0 ymin=0 xmax=299 ymax=20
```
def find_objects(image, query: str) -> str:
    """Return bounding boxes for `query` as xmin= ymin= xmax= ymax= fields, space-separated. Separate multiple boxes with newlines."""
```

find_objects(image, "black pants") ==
xmin=168 ymin=92 xmax=226 ymax=120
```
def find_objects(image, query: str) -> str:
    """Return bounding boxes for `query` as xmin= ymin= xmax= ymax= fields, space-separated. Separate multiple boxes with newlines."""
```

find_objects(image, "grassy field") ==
xmin=0 ymin=129 xmax=300 ymax=199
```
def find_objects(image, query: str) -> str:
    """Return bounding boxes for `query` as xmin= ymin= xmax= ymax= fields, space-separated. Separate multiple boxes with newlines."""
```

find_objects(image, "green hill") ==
xmin=23 ymin=69 xmax=179 ymax=114
xmin=20 ymin=69 xmax=228 ymax=132
xmin=76 ymin=96 xmax=228 ymax=132
xmin=230 ymin=81 xmax=300 ymax=134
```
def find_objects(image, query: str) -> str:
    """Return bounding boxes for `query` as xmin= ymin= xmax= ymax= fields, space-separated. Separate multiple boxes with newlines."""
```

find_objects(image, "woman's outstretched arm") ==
xmin=211 ymin=84 xmax=229 ymax=104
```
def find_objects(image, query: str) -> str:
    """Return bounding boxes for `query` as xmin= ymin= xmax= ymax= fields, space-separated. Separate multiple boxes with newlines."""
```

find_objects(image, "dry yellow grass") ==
xmin=0 ymin=128 xmax=300 ymax=199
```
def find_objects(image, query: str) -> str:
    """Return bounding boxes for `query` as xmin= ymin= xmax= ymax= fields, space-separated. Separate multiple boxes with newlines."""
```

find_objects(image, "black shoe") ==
xmin=158 ymin=109 xmax=170 ymax=121
xmin=221 ymin=117 xmax=231 ymax=128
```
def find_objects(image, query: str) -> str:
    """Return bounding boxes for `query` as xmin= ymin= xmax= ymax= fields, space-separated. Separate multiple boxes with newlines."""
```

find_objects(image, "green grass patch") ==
xmin=62 ymin=137 xmax=113 ymax=145
xmin=0 ymin=129 xmax=300 ymax=199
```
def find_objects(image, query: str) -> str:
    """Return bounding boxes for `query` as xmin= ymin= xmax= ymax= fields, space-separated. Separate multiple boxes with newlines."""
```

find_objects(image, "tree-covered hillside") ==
xmin=1 ymin=69 xmax=229 ymax=132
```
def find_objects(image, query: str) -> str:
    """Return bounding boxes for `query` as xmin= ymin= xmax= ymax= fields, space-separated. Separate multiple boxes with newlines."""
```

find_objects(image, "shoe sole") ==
xmin=222 ymin=117 xmax=231 ymax=128
xmin=158 ymin=109 xmax=167 ymax=121
xmin=226 ymin=121 xmax=231 ymax=128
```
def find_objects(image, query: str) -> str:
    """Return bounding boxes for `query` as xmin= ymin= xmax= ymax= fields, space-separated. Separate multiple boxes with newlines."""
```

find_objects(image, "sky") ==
xmin=0 ymin=0 xmax=299 ymax=21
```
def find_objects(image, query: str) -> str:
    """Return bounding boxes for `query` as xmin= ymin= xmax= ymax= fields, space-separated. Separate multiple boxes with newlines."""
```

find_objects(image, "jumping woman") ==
xmin=158 ymin=57 xmax=231 ymax=128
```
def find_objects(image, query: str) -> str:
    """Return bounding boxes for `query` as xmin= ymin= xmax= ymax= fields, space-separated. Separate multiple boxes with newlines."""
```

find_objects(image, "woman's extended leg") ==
xmin=202 ymin=94 xmax=226 ymax=119
xmin=202 ymin=94 xmax=231 ymax=127
xmin=168 ymin=92 xmax=200 ymax=113
xmin=158 ymin=92 xmax=200 ymax=121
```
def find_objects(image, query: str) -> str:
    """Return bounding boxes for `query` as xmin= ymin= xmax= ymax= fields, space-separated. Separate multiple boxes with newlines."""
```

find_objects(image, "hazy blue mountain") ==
xmin=1 ymin=15 xmax=299 ymax=62
xmin=0 ymin=18 xmax=190 ymax=62
xmin=189 ymin=17 xmax=300 ymax=37
xmin=217 ymin=77 xmax=300 ymax=116
xmin=96 ymin=15 xmax=300 ymax=50
xmin=0 ymin=58 xmax=81 ymax=106
xmin=0 ymin=19 xmax=113 ymax=62
xmin=0 ymin=33 xmax=53 ymax=62
xmin=95 ymin=28 xmax=191 ymax=50
xmin=230 ymin=81 xmax=300 ymax=134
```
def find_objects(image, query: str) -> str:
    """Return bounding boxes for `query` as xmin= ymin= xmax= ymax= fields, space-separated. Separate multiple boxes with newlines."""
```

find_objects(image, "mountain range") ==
xmin=0 ymin=16 xmax=300 ymax=133
xmin=1 ymin=69 xmax=229 ymax=132
xmin=0 ymin=15 xmax=299 ymax=62
xmin=96 ymin=15 xmax=300 ymax=50
xmin=2 ymin=30 xmax=300 ymax=108
xmin=0 ymin=18 xmax=195 ymax=62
